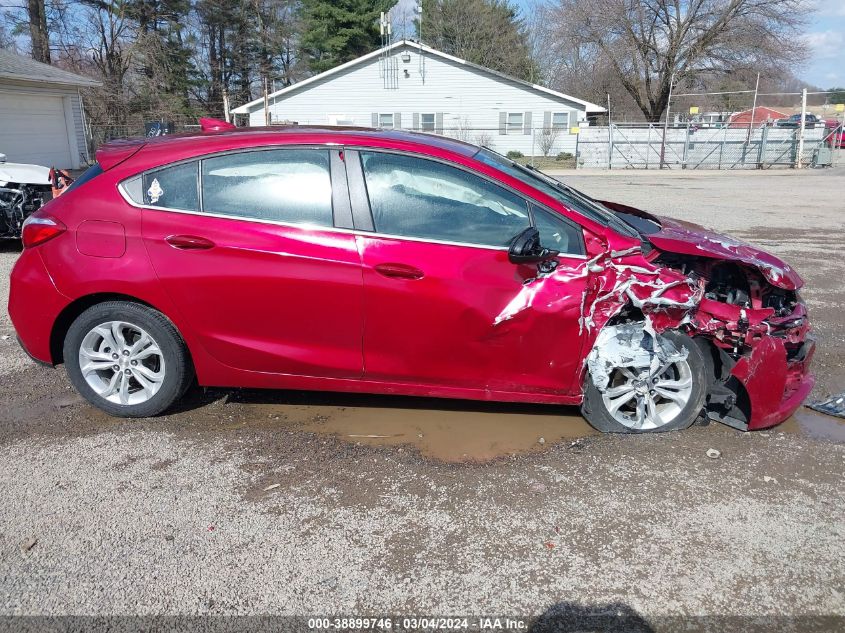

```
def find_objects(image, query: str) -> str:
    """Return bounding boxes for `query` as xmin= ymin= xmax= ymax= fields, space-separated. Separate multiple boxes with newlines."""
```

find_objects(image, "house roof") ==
xmin=729 ymin=106 xmax=788 ymax=121
xmin=0 ymin=48 xmax=101 ymax=88
xmin=232 ymin=40 xmax=605 ymax=114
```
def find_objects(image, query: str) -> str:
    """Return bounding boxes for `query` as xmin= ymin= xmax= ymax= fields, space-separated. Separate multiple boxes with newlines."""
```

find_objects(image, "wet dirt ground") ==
xmin=0 ymin=169 xmax=843 ymax=628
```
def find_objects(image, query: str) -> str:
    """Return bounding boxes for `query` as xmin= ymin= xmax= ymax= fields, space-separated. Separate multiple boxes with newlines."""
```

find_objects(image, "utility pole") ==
xmin=606 ymin=93 xmax=612 ymax=170
xmin=263 ymin=76 xmax=270 ymax=126
xmin=659 ymin=73 xmax=675 ymax=170
xmin=747 ymin=72 xmax=760 ymax=144
xmin=796 ymin=88 xmax=807 ymax=168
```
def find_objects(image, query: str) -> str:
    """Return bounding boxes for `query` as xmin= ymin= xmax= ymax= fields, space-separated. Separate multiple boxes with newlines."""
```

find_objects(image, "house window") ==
xmin=379 ymin=113 xmax=394 ymax=129
xmin=552 ymin=112 xmax=570 ymax=129
xmin=507 ymin=112 xmax=524 ymax=134
xmin=420 ymin=113 xmax=436 ymax=131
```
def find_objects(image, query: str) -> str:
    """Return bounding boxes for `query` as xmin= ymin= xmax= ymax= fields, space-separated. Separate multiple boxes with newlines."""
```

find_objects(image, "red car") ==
xmin=8 ymin=121 xmax=814 ymax=433
xmin=824 ymin=120 xmax=845 ymax=149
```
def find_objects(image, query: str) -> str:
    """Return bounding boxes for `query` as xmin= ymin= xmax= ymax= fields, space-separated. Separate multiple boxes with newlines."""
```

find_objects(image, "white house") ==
xmin=0 ymin=49 xmax=100 ymax=169
xmin=232 ymin=40 xmax=604 ymax=156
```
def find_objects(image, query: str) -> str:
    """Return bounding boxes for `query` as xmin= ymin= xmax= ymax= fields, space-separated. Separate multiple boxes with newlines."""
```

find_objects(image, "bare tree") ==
xmin=539 ymin=124 xmax=559 ymax=156
xmin=27 ymin=0 xmax=51 ymax=62
xmin=546 ymin=0 xmax=809 ymax=121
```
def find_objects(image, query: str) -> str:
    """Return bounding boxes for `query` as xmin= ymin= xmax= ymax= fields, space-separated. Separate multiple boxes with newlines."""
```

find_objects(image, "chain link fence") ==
xmin=84 ymin=116 xmax=844 ymax=172
xmin=575 ymin=121 xmax=844 ymax=169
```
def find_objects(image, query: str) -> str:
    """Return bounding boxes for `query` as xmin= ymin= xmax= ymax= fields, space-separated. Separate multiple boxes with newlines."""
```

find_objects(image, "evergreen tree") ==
xmin=417 ymin=0 xmax=536 ymax=82
xmin=299 ymin=0 xmax=391 ymax=74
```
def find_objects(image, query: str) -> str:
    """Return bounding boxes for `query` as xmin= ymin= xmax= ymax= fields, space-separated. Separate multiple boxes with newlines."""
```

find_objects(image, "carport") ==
xmin=0 ymin=49 xmax=99 ymax=170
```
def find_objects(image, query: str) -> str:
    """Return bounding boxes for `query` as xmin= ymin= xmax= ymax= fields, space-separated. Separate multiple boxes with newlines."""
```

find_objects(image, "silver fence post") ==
xmin=646 ymin=124 xmax=652 ymax=168
xmin=608 ymin=123 xmax=613 ymax=169
xmin=575 ymin=126 xmax=580 ymax=170
xmin=797 ymin=88 xmax=807 ymax=169
xmin=758 ymin=124 xmax=768 ymax=168
xmin=531 ymin=127 xmax=535 ymax=168
xmin=682 ymin=120 xmax=691 ymax=168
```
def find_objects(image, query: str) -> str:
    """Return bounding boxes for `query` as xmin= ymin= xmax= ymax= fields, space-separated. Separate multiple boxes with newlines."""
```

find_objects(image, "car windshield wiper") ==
xmin=521 ymin=164 xmax=643 ymax=240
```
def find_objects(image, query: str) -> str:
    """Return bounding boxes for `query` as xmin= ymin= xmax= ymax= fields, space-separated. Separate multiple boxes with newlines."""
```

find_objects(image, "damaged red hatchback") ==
xmin=8 ymin=123 xmax=814 ymax=433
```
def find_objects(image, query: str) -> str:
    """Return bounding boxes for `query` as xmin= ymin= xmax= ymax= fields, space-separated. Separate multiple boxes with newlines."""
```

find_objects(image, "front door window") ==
xmin=359 ymin=151 xmax=530 ymax=246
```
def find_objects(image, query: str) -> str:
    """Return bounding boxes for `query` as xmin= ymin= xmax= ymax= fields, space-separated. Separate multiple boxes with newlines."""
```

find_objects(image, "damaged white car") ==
xmin=0 ymin=154 xmax=58 ymax=239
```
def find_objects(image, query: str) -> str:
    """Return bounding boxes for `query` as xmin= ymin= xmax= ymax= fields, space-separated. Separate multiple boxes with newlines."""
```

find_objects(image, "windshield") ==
xmin=473 ymin=148 xmax=640 ymax=240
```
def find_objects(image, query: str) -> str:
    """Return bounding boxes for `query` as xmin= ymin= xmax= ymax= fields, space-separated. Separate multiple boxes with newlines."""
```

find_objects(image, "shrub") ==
xmin=506 ymin=150 xmax=524 ymax=159
xmin=556 ymin=152 xmax=574 ymax=161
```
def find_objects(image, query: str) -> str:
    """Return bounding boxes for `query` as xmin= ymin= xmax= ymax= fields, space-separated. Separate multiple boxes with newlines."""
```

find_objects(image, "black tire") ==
xmin=63 ymin=301 xmax=194 ymax=418
xmin=581 ymin=329 xmax=707 ymax=433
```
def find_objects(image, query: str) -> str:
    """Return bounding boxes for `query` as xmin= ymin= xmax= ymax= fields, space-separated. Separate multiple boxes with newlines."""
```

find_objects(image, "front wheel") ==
xmin=64 ymin=301 xmax=194 ymax=418
xmin=581 ymin=325 xmax=707 ymax=433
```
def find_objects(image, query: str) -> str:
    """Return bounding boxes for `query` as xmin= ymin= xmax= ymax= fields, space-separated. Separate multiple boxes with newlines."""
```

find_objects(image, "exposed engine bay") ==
xmin=578 ymin=237 xmax=813 ymax=432
xmin=0 ymin=156 xmax=59 ymax=239
xmin=0 ymin=182 xmax=53 ymax=239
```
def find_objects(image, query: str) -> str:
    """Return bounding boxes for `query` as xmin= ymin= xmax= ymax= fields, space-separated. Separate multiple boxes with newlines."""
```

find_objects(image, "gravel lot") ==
xmin=0 ymin=168 xmax=843 ymax=630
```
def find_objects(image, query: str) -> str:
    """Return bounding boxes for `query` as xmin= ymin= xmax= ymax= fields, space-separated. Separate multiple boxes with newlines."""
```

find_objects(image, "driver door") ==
xmin=349 ymin=149 xmax=590 ymax=396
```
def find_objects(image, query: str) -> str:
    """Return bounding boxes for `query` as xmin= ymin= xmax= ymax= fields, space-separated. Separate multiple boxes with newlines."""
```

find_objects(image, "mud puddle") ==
xmin=229 ymin=392 xmax=596 ymax=463
xmin=781 ymin=407 xmax=845 ymax=443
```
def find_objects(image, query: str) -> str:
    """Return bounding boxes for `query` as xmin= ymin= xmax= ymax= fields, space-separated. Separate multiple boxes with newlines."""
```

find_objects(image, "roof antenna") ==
xmin=417 ymin=3 xmax=425 ymax=82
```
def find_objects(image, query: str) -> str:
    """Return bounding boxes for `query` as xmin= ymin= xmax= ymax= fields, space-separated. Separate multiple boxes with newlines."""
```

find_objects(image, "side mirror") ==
xmin=508 ymin=227 xmax=559 ymax=264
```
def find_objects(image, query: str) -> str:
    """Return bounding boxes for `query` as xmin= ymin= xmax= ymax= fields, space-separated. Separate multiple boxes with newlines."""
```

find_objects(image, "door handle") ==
xmin=166 ymin=234 xmax=215 ymax=250
xmin=373 ymin=262 xmax=424 ymax=280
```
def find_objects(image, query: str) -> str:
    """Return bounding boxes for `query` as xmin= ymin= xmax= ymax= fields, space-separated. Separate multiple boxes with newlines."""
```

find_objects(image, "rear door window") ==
xmin=142 ymin=161 xmax=199 ymax=211
xmin=200 ymin=149 xmax=333 ymax=227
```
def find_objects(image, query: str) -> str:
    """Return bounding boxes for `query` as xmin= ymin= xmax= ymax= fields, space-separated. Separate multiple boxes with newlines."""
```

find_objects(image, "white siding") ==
xmin=0 ymin=80 xmax=90 ymax=169
xmin=246 ymin=45 xmax=586 ymax=156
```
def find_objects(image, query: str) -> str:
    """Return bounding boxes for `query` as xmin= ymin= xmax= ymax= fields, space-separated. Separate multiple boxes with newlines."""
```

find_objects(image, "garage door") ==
xmin=0 ymin=91 xmax=73 ymax=168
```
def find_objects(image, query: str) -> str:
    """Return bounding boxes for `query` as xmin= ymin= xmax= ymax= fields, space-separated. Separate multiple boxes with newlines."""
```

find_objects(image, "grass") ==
xmin=511 ymin=156 xmax=576 ymax=171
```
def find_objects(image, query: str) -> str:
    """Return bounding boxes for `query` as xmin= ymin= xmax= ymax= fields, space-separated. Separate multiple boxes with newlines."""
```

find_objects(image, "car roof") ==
xmin=97 ymin=125 xmax=481 ymax=170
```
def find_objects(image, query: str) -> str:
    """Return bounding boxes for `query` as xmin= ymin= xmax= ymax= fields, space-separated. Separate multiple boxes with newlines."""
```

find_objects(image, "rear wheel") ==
xmin=581 ymin=326 xmax=707 ymax=433
xmin=64 ymin=301 xmax=193 ymax=417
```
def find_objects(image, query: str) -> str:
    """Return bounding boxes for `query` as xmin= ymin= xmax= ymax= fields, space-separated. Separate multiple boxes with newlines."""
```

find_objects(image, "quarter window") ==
xmin=142 ymin=161 xmax=199 ymax=211
xmin=532 ymin=204 xmax=584 ymax=255
xmin=200 ymin=149 xmax=333 ymax=226
xmin=360 ymin=151 xmax=530 ymax=247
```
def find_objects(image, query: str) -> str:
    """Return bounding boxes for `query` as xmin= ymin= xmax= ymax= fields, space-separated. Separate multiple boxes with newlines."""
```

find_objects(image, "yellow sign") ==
xmin=569 ymin=126 xmax=580 ymax=135
xmin=689 ymin=106 xmax=700 ymax=114
xmin=836 ymin=103 xmax=845 ymax=112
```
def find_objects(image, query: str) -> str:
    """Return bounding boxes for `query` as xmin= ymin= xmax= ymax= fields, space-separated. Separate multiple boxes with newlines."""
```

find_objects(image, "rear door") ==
xmin=133 ymin=147 xmax=364 ymax=378
xmin=346 ymin=149 xmax=589 ymax=395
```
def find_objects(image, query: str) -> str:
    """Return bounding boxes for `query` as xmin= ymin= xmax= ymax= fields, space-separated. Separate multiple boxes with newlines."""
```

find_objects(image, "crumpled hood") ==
xmin=0 ymin=161 xmax=51 ymax=186
xmin=648 ymin=216 xmax=802 ymax=290
xmin=599 ymin=200 xmax=802 ymax=290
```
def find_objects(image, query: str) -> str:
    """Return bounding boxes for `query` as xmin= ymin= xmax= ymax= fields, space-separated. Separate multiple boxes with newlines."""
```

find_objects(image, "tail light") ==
xmin=22 ymin=214 xmax=66 ymax=248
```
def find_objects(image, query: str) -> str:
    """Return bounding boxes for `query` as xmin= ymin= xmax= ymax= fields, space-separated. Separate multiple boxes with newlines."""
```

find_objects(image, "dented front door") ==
xmin=357 ymin=234 xmax=590 ymax=396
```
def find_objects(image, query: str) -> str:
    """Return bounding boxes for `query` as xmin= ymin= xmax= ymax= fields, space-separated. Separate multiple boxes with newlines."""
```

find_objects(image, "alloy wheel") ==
xmin=600 ymin=357 xmax=694 ymax=430
xmin=78 ymin=321 xmax=166 ymax=406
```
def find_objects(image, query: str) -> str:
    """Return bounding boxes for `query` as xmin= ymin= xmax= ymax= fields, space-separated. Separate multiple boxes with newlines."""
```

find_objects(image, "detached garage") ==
xmin=0 ymin=48 xmax=99 ymax=170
